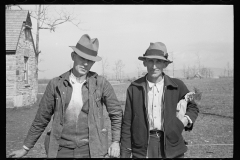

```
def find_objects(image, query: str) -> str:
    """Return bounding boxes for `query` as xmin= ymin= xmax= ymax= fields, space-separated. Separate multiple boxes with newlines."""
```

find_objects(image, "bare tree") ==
xmin=182 ymin=65 xmax=186 ymax=78
xmin=101 ymin=57 xmax=109 ymax=79
xmin=170 ymin=51 xmax=174 ymax=77
xmin=191 ymin=65 xmax=197 ymax=77
xmin=113 ymin=64 xmax=118 ymax=81
xmin=7 ymin=5 xmax=81 ymax=80
xmin=206 ymin=68 xmax=213 ymax=78
xmin=164 ymin=67 xmax=169 ymax=75
xmin=195 ymin=51 xmax=201 ymax=73
xmin=224 ymin=68 xmax=226 ymax=77
xmin=6 ymin=5 xmax=22 ymax=10
xmin=200 ymin=66 xmax=207 ymax=78
xmin=136 ymin=61 xmax=142 ymax=78
xmin=227 ymin=62 xmax=230 ymax=77
xmin=229 ymin=69 xmax=233 ymax=77
xmin=33 ymin=5 xmax=81 ymax=74
xmin=113 ymin=60 xmax=125 ymax=81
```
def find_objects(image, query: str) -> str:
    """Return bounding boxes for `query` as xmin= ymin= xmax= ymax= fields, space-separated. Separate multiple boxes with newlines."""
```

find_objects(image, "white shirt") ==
xmin=65 ymin=72 xmax=86 ymax=123
xmin=146 ymin=77 xmax=164 ymax=131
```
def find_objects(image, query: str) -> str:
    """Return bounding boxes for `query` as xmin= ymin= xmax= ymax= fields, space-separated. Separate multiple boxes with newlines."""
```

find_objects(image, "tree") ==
xmin=206 ymin=68 xmax=213 ymax=78
xmin=227 ymin=62 xmax=230 ymax=77
xmin=32 ymin=5 xmax=81 ymax=74
xmin=195 ymin=51 xmax=201 ymax=73
xmin=7 ymin=5 xmax=81 ymax=98
xmin=170 ymin=51 xmax=174 ymax=77
xmin=200 ymin=66 xmax=207 ymax=78
xmin=182 ymin=65 xmax=186 ymax=78
xmin=101 ymin=57 xmax=109 ymax=79
xmin=136 ymin=61 xmax=142 ymax=78
xmin=6 ymin=5 xmax=81 ymax=78
xmin=187 ymin=66 xmax=191 ymax=79
xmin=113 ymin=60 xmax=125 ymax=81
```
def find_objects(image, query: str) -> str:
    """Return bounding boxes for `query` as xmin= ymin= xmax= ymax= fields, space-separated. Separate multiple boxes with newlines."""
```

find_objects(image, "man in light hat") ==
xmin=120 ymin=42 xmax=199 ymax=158
xmin=9 ymin=34 xmax=123 ymax=158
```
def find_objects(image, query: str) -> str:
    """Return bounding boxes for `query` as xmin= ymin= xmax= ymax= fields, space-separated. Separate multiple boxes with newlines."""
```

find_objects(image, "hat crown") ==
xmin=138 ymin=42 xmax=172 ymax=64
xmin=78 ymin=34 xmax=99 ymax=52
xmin=69 ymin=34 xmax=102 ymax=62
xmin=148 ymin=42 xmax=167 ymax=55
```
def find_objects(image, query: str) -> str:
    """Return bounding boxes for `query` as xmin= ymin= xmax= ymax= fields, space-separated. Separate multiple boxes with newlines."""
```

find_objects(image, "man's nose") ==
xmin=83 ymin=60 xmax=88 ymax=66
xmin=153 ymin=62 xmax=157 ymax=68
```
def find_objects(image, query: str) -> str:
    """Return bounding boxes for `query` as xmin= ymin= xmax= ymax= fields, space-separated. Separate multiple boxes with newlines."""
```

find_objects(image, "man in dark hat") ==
xmin=120 ymin=42 xmax=199 ymax=158
xmin=9 ymin=34 xmax=123 ymax=158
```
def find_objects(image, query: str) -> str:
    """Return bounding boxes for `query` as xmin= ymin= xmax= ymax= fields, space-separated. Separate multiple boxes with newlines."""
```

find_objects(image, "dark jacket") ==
xmin=120 ymin=73 xmax=199 ymax=158
xmin=23 ymin=70 xmax=123 ymax=158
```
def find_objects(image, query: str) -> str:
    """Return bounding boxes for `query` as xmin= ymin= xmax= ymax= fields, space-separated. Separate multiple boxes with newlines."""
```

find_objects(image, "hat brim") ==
xmin=138 ymin=56 xmax=172 ymax=63
xmin=70 ymin=46 xmax=102 ymax=62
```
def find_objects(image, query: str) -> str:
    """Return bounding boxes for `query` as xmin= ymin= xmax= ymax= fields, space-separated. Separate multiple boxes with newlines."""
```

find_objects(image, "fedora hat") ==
xmin=138 ymin=42 xmax=172 ymax=63
xmin=69 ymin=34 xmax=102 ymax=62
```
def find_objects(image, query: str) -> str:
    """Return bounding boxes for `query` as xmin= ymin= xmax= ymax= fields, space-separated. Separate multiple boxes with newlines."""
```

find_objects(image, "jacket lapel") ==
xmin=87 ymin=71 xmax=98 ymax=95
xmin=56 ymin=70 xmax=71 ymax=125
xmin=163 ymin=73 xmax=178 ymax=88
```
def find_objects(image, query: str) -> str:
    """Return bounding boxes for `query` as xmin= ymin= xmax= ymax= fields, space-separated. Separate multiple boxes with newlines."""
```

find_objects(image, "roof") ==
xmin=6 ymin=10 xmax=30 ymax=51
xmin=194 ymin=73 xmax=203 ymax=78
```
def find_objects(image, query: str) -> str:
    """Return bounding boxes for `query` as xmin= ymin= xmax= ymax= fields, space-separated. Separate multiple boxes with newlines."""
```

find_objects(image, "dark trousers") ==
xmin=147 ymin=130 xmax=165 ymax=158
xmin=147 ymin=130 xmax=184 ymax=158
xmin=56 ymin=144 xmax=90 ymax=158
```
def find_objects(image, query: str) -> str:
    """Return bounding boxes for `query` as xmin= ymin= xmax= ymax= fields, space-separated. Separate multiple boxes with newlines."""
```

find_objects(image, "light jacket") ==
xmin=120 ymin=73 xmax=199 ymax=158
xmin=24 ymin=70 xmax=123 ymax=158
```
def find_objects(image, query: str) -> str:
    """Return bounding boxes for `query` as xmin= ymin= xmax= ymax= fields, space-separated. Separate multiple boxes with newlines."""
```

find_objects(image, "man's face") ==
xmin=144 ymin=58 xmax=167 ymax=78
xmin=71 ymin=52 xmax=95 ymax=76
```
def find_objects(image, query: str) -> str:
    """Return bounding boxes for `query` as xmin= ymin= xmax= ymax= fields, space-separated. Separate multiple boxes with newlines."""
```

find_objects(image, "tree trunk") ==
xmin=34 ymin=5 xmax=41 ymax=101
xmin=36 ymin=5 xmax=41 ymax=66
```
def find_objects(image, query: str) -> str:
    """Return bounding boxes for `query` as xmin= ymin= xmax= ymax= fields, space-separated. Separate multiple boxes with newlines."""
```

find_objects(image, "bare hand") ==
xmin=8 ymin=148 xmax=28 ymax=158
xmin=108 ymin=141 xmax=120 ymax=158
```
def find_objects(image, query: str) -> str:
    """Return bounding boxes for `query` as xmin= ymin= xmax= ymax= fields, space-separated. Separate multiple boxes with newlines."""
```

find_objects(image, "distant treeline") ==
xmin=38 ymin=79 xmax=50 ymax=84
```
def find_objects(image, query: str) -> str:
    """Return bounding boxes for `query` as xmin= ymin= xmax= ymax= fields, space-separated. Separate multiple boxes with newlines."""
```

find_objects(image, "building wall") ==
xmin=13 ymin=25 xmax=37 ymax=107
xmin=6 ymin=53 xmax=16 ymax=107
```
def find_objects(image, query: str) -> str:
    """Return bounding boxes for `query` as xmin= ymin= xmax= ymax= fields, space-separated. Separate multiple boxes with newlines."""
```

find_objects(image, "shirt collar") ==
xmin=146 ymin=76 xmax=164 ymax=91
xmin=70 ymin=72 xmax=86 ymax=84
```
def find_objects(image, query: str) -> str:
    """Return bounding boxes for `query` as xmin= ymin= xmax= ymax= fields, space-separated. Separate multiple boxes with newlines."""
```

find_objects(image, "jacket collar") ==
xmin=58 ymin=69 xmax=98 ymax=88
xmin=58 ymin=69 xmax=71 ymax=87
xmin=132 ymin=72 xmax=178 ymax=89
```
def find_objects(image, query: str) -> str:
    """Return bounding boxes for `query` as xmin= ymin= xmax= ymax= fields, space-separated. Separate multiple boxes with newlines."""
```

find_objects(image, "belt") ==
xmin=150 ymin=130 xmax=163 ymax=137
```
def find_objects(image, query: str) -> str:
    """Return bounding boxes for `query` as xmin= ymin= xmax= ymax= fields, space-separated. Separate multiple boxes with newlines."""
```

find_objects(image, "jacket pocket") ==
xmin=44 ymin=130 xmax=51 ymax=155
xmin=100 ymin=128 xmax=108 ymax=155
xmin=165 ymin=117 xmax=184 ymax=145
xmin=132 ymin=114 xmax=144 ymax=146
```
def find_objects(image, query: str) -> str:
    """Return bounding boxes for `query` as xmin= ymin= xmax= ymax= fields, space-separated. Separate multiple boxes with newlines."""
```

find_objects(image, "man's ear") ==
xmin=71 ymin=52 xmax=75 ymax=61
xmin=143 ymin=60 xmax=146 ymax=67
xmin=164 ymin=62 xmax=169 ymax=68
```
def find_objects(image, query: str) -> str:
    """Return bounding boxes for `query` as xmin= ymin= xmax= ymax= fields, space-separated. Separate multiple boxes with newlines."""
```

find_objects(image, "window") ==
xmin=24 ymin=56 xmax=28 ymax=84
xmin=24 ymin=28 xmax=32 ymax=41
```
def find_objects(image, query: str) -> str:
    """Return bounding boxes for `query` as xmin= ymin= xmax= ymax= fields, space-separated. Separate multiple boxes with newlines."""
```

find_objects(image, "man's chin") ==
xmin=149 ymin=72 xmax=162 ymax=78
xmin=78 ymin=70 xmax=88 ymax=76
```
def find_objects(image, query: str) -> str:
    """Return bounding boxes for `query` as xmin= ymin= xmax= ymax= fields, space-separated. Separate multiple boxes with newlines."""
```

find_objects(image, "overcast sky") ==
xmin=11 ymin=5 xmax=233 ymax=79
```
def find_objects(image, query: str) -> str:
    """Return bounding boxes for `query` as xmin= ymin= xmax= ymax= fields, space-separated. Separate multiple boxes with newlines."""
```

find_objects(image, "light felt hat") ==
xmin=69 ymin=34 xmax=102 ymax=61
xmin=138 ymin=42 xmax=173 ymax=63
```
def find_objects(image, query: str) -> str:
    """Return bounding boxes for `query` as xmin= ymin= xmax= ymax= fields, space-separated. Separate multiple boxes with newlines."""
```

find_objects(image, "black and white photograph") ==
xmin=6 ymin=4 xmax=233 ymax=158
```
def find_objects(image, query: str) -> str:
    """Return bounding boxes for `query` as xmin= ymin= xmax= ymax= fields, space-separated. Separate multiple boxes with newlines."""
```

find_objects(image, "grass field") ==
xmin=6 ymin=78 xmax=233 ymax=158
